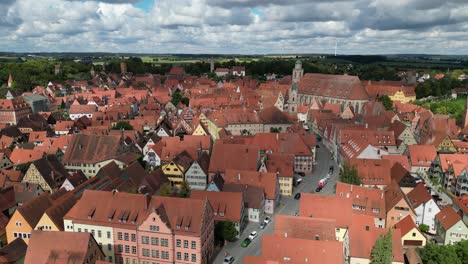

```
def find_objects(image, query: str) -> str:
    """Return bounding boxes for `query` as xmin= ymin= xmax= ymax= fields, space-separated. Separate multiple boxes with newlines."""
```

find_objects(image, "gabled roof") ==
xmin=24 ymin=231 xmax=103 ymax=264
xmin=394 ymin=215 xmax=418 ymax=237
xmin=406 ymin=183 xmax=432 ymax=208
xmin=225 ymin=169 xmax=277 ymax=199
xmin=384 ymin=180 xmax=411 ymax=214
xmin=258 ymin=106 xmax=294 ymax=125
xmin=435 ymin=206 xmax=462 ymax=230
xmin=64 ymin=190 xmax=210 ymax=235
xmin=209 ymin=142 xmax=259 ymax=173
xmin=0 ymin=237 xmax=27 ymax=263
xmin=336 ymin=182 xmax=385 ymax=218
xmin=299 ymin=193 xmax=353 ymax=228
xmin=190 ymin=190 xmax=243 ymax=222
xmin=31 ymin=155 xmax=70 ymax=190
xmin=16 ymin=192 xmax=65 ymax=228
xmin=408 ymin=145 xmax=437 ymax=167
xmin=453 ymin=194 xmax=468 ymax=214
xmin=297 ymin=73 xmax=369 ymax=100
xmin=62 ymin=134 xmax=121 ymax=164
xmin=258 ymin=234 xmax=343 ymax=264
xmin=274 ymin=215 xmax=337 ymax=241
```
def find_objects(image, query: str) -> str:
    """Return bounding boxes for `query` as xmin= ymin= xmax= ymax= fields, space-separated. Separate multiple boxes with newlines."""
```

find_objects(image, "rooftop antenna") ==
xmin=334 ymin=39 xmax=338 ymax=56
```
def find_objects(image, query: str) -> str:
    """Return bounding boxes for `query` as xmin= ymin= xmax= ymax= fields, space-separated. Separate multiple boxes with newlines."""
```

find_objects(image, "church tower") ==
xmin=288 ymin=83 xmax=298 ymax=114
xmin=292 ymin=60 xmax=303 ymax=84
xmin=90 ymin=65 xmax=95 ymax=77
xmin=7 ymin=74 xmax=13 ymax=88
xmin=54 ymin=64 xmax=61 ymax=76
xmin=120 ymin=57 xmax=127 ymax=74
xmin=463 ymin=96 xmax=468 ymax=129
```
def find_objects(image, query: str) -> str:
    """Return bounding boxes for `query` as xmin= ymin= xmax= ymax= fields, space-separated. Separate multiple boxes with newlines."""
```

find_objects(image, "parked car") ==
xmin=329 ymin=166 xmax=334 ymax=174
xmin=248 ymin=231 xmax=258 ymax=240
xmin=316 ymin=144 xmax=320 ymax=148
xmin=296 ymin=172 xmax=306 ymax=177
xmin=294 ymin=178 xmax=303 ymax=186
xmin=315 ymin=186 xmax=322 ymax=192
xmin=294 ymin=193 xmax=301 ymax=200
xmin=264 ymin=216 xmax=272 ymax=224
xmin=259 ymin=222 xmax=266 ymax=229
xmin=223 ymin=256 xmax=235 ymax=264
xmin=241 ymin=238 xmax=251 ymax=247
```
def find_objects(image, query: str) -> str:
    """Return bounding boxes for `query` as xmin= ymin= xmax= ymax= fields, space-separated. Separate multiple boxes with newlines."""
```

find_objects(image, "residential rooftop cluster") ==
xmin=0 ymin=60 xmax=466 ymax=263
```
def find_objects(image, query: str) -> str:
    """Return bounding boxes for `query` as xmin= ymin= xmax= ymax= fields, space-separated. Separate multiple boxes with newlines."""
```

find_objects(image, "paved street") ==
xmin=213 ymin=141 xmax=338 ymax=263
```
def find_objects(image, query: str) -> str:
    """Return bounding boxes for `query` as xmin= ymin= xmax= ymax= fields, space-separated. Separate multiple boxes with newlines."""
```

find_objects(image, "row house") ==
xmin=339 ymin=140 xmax=389 ymax=165
xmin=336 ymin=183 xmax=386 ymax=228
xmin=0 ymin=98 xmax=32 ymax=125
xmin=452 ymin=195 xmax=468 ymax=226
xmin=455 ymin=169 xmax=468 ymax=196
xmin=223 ymin=183 xmax=265 ymax=223
xmin=435 ymin=154 xmax=468 ymax=191
xmin=388 ymin=120 xmax=417 ymax=154
xmin=364 ymin=80 xmax=416 ymax=103
xmin=385 ymin=180 xmax=416 ymax=228
xmin=407 ymin=145 xmax=437 ymax=176
xmin=406 ymin=183 xmax=440 ymax=233
xmin=224 ymin=169 xmax=279 ymax=215
xmin=22 ymin=155 xmax=70 ymax=193
xmin=25 ymin=231 xmax=105 ymax=264
xmin=185 ymin=152 xmax=210 ymax=191
xmin=353 ymin=159 xmax=393 ymax=190
xmin=69 ymin=104 xmax=97 ymax=120
xmin=190 ymin=190 xmax=246 ymax=237
xmin=62 ymin=134 xmax=136 ymax=178
xmin=259 ymin=153 xmax=294 ymax=196
xmin=64 ymin=190 xmax=215 ymax=264
xmin=208 ymin=142 xmax=260 ymax=179
xmin=5 ymin=190 xmax=72 ymax=244
xmin=435 ymin=206 xmax=468 ymax=245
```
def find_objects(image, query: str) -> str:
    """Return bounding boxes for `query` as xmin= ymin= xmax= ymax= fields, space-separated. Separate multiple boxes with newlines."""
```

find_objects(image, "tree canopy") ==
xmin=339 ymin=162 xmax=361 ymax=186
xmin=370 ymin=229 xmax=393 ymax=264
xmin=112 ymin=121 xmax=133 ymax=130
xmin=418 ymin=240 xmax=468 ymax=264
xmin=223 ymin=222 xmax=238 ymax=242
xmin=377 ymin=95 xmax=393 ymax=110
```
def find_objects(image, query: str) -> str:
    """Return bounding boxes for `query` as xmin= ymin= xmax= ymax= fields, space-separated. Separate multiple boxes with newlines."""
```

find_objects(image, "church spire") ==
xmin=7 ymin=74 xmax=13 ymax=88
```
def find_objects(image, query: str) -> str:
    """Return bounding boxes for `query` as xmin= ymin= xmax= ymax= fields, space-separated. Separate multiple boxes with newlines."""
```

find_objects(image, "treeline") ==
xmin=418 ymin=240 xmax=468 ymax=264
xmin=415 ymin=77 xmax=468 ymax=99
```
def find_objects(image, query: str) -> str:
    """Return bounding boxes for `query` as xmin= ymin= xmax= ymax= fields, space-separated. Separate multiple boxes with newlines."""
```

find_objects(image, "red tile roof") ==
xmin=299 ymin=193 xmax=353 ymax=228
xmin=453 ymin=194 xmax=468 ymax=214
xmin=259 ymin=234 xmax=343 ymax=264
xmin=224 ymin=169 xmax=277 ymax=200
xmin=394 ymin=215 xmax=418 ymax=237
xmin=62 ymin=134 xmax=121 ymax=164
xmin=407 ymin=183 xmax=432 ymax=208
xmin=274 ymin=215 xmax=337 ymax=241
xmin=24 ymin=231 xmax=103 ymax=264
xmin=297 ymin=73 xmax=369 ymax=100
xmin=336 ymin=182 xmax=385 ymax=218
xmin=435 ymin=205 xmax=462 ymax=230
xmin=65 ymin=190 xmax=210 ymax=235
xmin=190 ymin=190 xmax=243 ymax=222
xmin=209 ymin=142 xmax=259 ymax=174
xmin=354 ymin=159 xmax=393 ymax=186
xmin=408 ymin=145 xmax=437 ymax=167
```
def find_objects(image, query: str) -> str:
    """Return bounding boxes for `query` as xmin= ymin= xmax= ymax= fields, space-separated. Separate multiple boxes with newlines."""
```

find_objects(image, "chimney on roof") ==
xmin=381 ymin=192 xmax=384 ymax=199
xmin=365 ymin=123 xmax=368 ymax=129
xmin=144 ymin=193 xmax=151 ymax=210
xmin=112 ymin=189 xmax=118 ymax=195
xmin=276 ymin=133 xmax=279 ymax=141
xmin=238 ymin=173 xmax=241 ymax=182
xmin=50 ymin=171 xmax=54 ymax=180
xmin=284 ymin=232 xmax=288 ymax=238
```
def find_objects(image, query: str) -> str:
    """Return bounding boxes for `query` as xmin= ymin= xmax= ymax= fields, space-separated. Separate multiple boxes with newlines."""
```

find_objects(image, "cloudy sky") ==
xmin=1 ymin=0 xmax=468 ymax=54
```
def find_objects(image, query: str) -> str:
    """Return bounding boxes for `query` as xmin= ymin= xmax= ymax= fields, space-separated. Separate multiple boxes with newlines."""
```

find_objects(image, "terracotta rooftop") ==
xmin=408 ymin=145 xmax=437 ymax=167
xmin=274 ymin=215 xmax=337 ymax=241
xmin=209 ymin=142 xmax=259 ymax=174
xmin=223 ymin=183 xmax=264 ymax=209
xmin=297 ymin=73 xmax=369 ymax=100
xmin=259 ymin=234 xmax=343 ymax=264
xmin=394 ymin=215 xmax=418 ymax=237
xmin=190 ymin=190 xmax=243 ymax=222
xmin=0 ymin=237 xmax=27 ymax=263
xmin=62 ymin=134 xmax=121 ymax=164
xmin=24 ymin=231 xmax=103 ymax=264
xmin=225 ymin=169 xmax=277 ymax=200
xmin=435 ymin=206 xmax=462 ymax=230
xmin=453 ymin=194 xmax=468 ymax=213
xmin=406 ymin=183 xmax=432 ymax=208
xmin=336 ymin=182 xmax=386 ymax=219
xmin=64 ymin=190 xmax=210 ymax=235
xmin=299 ymin=193 xmax=353 ymax=228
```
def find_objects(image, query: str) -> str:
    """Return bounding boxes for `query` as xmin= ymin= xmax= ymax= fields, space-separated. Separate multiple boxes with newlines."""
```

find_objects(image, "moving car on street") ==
xmin=248 ymin=231 xmax=258 ymax=240
xmin=294 ymin=193 xmax=301 ymax=199
xmin=241 ymin=238 xmax=251 ymax=247
xmin=223 ymin=256 xmax=235 ymax=264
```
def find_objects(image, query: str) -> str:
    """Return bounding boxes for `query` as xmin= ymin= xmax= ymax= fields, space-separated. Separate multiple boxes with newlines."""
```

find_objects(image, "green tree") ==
xmin=339 ymin=162 xmax=361 ymax=185
xmin=377 ymin=95 xmax=393 ymax=110
xmin=370 ymin=229 xmax=393 ymax=264
xmin=112 ymin=121 xmax=133 ymax=130
xmin=223 ymin=222 xmax=238 ymax=242
xmin=159 ymin=183 xmax=173 ymax=197
xmin=418 ymin=241 xmax=463 ymax=264
xmin=171 ymin=89 xmax=182 ymax=106
xmin=419 ymin=224 xmax=429 ymax=233
xmin=178 ymin=181 xmax=191 ymax=198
